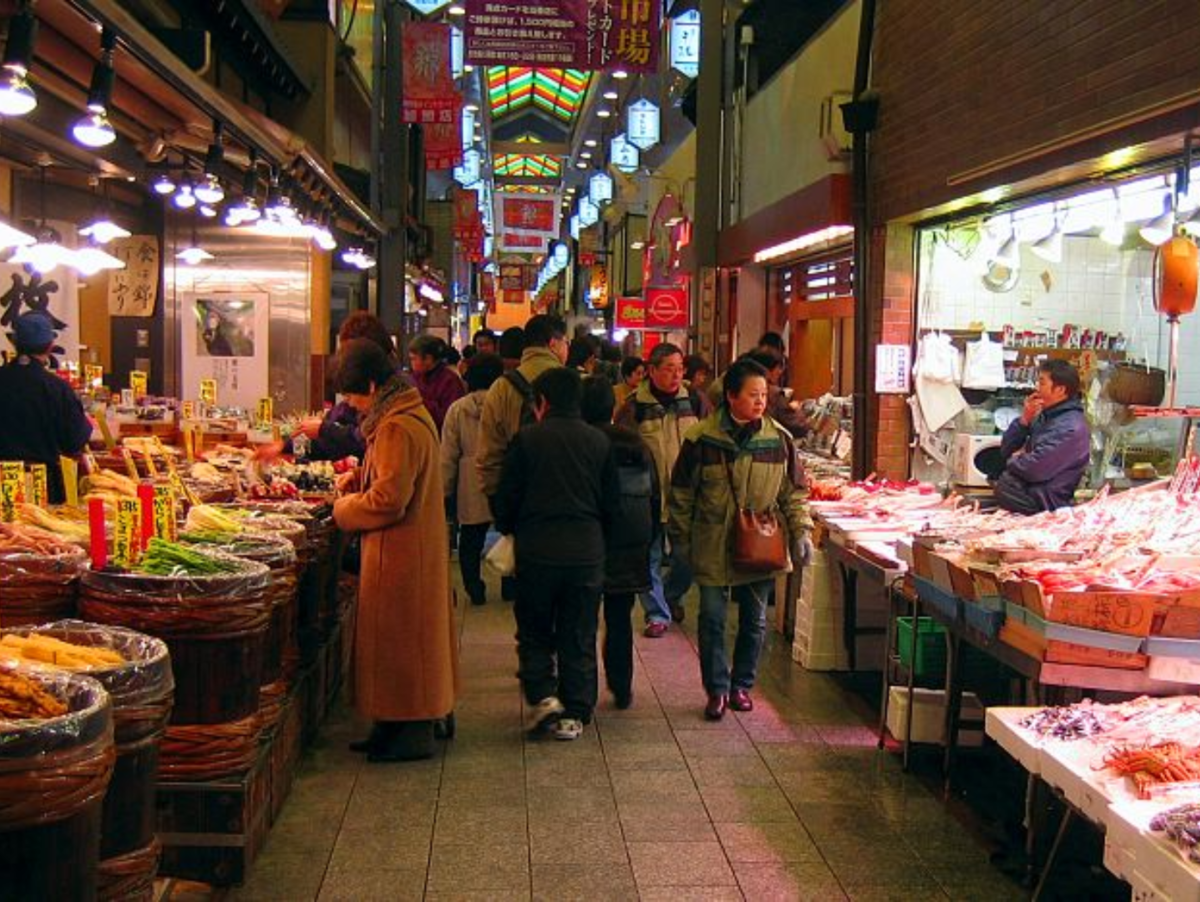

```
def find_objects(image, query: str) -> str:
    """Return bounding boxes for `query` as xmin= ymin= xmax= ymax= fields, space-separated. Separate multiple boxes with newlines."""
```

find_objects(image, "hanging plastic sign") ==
xmin=450 ymin=26 xmax=465 ymax=79
xmin=670 ymin=10 xmax=701 ymax=78
xmin=461 ymin=108 xmax=475 ymax=149
xmin=113 ymin=498 xmax=141 ymax=569
xmin=454 ymin=149 xmax=482 ymax=187
xmin=570 ymin=215 xmax=581 ymax=240
xmin=589 ymin=172 xmax=614 ymax=205
xmin=611 ymin=134 xmax=640 ymax=173
xmin=627 ymin=99 xmax=661 ymax=151
xmin=552 ymin=242 xmax=570 ymax=268
xmin=579 ymin=198 xmax=600 ymax=228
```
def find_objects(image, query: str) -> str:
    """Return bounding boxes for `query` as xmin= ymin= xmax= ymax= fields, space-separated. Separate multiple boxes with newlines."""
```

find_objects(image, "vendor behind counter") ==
xmin=0 ymin=312 xmax=92 ymax=503
xmin=987 ymin=358 xmax=1089 ymax=515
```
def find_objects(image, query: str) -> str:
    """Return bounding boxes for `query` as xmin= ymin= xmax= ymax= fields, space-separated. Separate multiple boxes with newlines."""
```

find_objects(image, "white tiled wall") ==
xmin=918 ymin=233 xmax=1200 ymax=405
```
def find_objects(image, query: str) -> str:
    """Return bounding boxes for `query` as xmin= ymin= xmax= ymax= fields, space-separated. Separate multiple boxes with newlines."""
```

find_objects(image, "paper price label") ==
xmin=29 ymin=464 xmax=46 ymax=508
xmin=199 ymin=379 xmax=217 ymax=406
xmin=256 ymin=397 xmax=273 ymax=428
xmin=121 ymin=448 xmax=140 ymax=482
xmin=129 ymin=370 xmax=148 ymax=400
xmin=181 ymin=401 xmax=196 ymax=421
xmin=152 ymin=485 xmax=176 ymax=542
xmin=85 ymin=365 xmax=103 ymax=390
xmin=114 ymin=498 xmax=141 ymax=568
xmin=60 ymin=456 xmax=79 ymax=507
xmin=0 ymin=462 xmax=23 ymax=522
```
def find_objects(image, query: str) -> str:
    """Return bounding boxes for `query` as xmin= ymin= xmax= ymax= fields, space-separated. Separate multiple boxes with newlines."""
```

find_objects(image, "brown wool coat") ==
xmin=333 ymin=386 xmax=459 ymax=722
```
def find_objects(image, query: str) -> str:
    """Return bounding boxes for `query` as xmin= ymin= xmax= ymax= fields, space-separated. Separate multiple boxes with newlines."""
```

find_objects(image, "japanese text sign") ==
xmin=107 ymin=236 xmax=159 ymax=317
xmin=402 ymin=23 xmax=459 ymax=125
xmin=615 ymin=296 xmax=645 ymax=329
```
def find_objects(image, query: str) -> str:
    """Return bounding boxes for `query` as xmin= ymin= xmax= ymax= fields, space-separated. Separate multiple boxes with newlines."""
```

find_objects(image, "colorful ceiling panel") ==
xmin=493 ymin=153 xmax=562 ymax=179
xmin=486 ymin=67 xmax=591 ymax=123
xmin=496 ymin=185 xmax=555 ymax=194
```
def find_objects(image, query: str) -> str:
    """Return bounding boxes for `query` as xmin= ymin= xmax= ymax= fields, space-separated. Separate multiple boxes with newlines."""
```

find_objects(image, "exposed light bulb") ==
xmin=79 ymin=217 xmax=131 ymax=244
xmin=152 ymin=173 xmax=176 ymax=196
xmin=176 ymin=246 xmax=214 ymax=265
xmin=193 ymin=175 xmax=225 ymax=205
xmin=72 ymin=111 xmax=115 ymax=148
xmin=173 ymin=184 xmax=196 ymax=210
xmin=0 ymin=70 xmax=36 ymax=117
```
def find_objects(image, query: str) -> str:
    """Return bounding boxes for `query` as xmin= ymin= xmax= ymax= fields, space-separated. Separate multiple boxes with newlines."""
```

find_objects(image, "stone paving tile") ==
xmin=627 ymin=840 xmax=738 ymax=887
xmin=528 ymin=818 xmax=629 ymax=865
xmin=530 ymin=862 xmax=639 ymax=901
xmin=700 ymin=786 xmax=799 ymax=824
xmin=316 ymin=867 xmax=427 ymax=901
xmin=715 ymin=821 xmax=823 ymax=863
xmin=227 ymin=851 xmax=326 ymax=901
xmin=674 ymin=729 xmax=760 ymax=759
xmin=426 ymin=842 xmax=531 ymax=894
xmin=602 ymin=740 xmax=691 ymax=772
xmin=324 ymin=824 xmax=433 ymax=874
xmin=731 ymin=860 xmax=848 ymax=902
xmin=637 ymin=888 xmax=746 ymax=902
xmin=689 ymin=755 xmax=780 ymax=787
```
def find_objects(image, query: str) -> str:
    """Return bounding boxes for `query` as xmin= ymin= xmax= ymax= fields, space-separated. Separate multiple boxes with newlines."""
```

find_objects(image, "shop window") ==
xmin=770 ymin=249 xmax=853 ymax=307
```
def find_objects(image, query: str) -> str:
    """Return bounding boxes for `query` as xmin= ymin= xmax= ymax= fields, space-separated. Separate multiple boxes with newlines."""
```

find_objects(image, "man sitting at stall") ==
xmin=993 ymin=359 xmax=1090 ymax=514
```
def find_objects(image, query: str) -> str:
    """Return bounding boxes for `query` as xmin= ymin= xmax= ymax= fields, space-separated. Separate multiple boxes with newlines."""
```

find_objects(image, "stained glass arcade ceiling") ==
xmin=486 ymin=67 xmax=590 ymax=123
xmin=493 ymin=154 xmax=563 ymax=179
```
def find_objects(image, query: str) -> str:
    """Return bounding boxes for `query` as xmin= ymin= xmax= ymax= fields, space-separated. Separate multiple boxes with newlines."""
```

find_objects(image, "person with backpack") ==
xmin=614 ymin=342 xmax=710 ymax=636
xmin=492 ymin=368 xmax=619 ymax=740
xmin=581 ymin=376 xmax=658 ymax=709
xmin=441 ymin=353 xmax=505 ymax=606
xmin=477 ymin=315 xmax=568 ymax=600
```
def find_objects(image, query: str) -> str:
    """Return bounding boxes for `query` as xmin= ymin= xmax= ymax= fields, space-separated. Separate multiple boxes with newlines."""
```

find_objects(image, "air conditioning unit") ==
xmin=819 ymin=92 xmax=853 ymax=162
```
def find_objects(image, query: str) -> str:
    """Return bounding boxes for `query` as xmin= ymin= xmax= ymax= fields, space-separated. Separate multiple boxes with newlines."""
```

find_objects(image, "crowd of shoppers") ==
xmin=327 ymin=313 xmax=810 ymax=750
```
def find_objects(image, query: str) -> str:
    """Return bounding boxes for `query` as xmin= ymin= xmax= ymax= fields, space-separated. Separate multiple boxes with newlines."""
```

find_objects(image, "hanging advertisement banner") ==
xmin=402 ymin=23 xmax=458 ymax=125
xmin=453 ymin=188 xmax=483 ymax=240
xmin=627 ymin=98 xmax=661 ymax=151
xmin=615 ymin=296 xmax=645 ymax=329
xmin=498 ymin=193 xmax=561 ymax=236
xmin=180 ymin=292 xmax=270 ymax=412
xmin=645 ymin=286 xmax=689 ymax=329
xmin=424 ymin=104 xmax=464 ymax=170
xmin=669 ymin=9 xmax=701 ymax=78
xmin=497 ymin=231 xmax=549 ymax=254
xmin=464 ymin=0 xmax=660 ymax=72
xmin=610 ymin=133 xmax=640 ymax=173
xmin=589 ymin=265 xmax=609 ymax=309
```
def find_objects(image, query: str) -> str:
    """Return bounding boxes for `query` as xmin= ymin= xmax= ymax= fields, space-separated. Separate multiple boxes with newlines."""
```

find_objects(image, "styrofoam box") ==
xmin=1108 ymin=800 xmax=1200 ymax=902
xmin=793 ymin=644 xmax=849 ymax=672
xmin=1148 ymin=655 xmax=1200 ymax=684
xmin=1039 ymin=739 xmax=1124 ymax=825
xmin=885 ymin=687 xmax=984 ymax=747
xmin=984 ymin=707 xmax=1044 ymax=775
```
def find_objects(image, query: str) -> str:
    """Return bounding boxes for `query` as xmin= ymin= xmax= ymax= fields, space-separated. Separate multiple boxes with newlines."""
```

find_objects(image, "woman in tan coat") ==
xmin=332 ymin=339 xmax=459 ymax=762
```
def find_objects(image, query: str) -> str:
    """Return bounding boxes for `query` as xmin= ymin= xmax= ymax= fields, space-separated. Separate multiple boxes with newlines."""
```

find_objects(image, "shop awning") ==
xmin=718 ymin=174 xmax=852 ymax=267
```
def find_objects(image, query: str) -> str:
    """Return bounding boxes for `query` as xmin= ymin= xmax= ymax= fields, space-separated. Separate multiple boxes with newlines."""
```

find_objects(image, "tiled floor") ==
xmin=186 ymin=580 xmax=1036 ymax=901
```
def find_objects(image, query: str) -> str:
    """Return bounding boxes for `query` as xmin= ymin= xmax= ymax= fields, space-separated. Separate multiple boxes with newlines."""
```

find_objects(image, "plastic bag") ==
xmin=486 ymin=534 xmax=516 ymax=577
xmin=962 ymin=332 xmax=1006 ymax=390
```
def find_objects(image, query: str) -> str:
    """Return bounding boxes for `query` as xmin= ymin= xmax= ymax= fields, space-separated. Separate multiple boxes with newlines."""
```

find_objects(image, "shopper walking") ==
xmin=441 ymin=353 xmax=504 ymax=606
xmin=581 ymin=376 xmax=657 ymax=710
xmin=332 ymin=339 xmax=459 ymax=761
xmin=615 ymin=342 xmax=707 ymax=635
xmin=613 ymin=356 xmax=645 ymax=410
xmin=493 ymin=368 xmax=619 ymax=740
xmin=409 ymin=334 xmax=466 ymax=432
xmin=498 ymin=327 xmax=526 ymax=371
xmin=0 ymin=312 xmax=91 ymax=504
xmin=668 ymin=359 xmax=812 ymax=721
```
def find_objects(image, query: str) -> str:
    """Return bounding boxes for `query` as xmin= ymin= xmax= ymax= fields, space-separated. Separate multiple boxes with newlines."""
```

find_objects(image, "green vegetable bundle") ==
xmin=136 ymin=538 xmax=244 ymax=576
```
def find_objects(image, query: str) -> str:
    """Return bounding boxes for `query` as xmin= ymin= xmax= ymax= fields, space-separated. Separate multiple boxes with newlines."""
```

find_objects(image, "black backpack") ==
xmin=503 ymin=369 xmax=538 ymax=429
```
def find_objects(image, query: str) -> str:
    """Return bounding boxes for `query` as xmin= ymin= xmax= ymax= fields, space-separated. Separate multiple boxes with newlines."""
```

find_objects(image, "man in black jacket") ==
xmin=494 ymin=367 xmax=619 ymax=741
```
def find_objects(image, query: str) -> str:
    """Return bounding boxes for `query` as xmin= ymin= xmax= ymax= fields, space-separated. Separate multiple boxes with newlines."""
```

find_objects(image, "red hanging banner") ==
xmin=424 ymin=103 xmax=464 ymax=170
xmin=402 ymin=23 xmax=458 ymax=124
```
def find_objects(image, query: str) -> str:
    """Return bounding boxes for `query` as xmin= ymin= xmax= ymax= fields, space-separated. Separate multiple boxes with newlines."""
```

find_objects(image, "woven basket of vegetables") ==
xmin=0 ymin=523 xmax=88 ymax=628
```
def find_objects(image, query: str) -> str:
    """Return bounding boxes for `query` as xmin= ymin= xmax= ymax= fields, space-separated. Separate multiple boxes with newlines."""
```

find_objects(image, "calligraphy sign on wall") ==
xmin=107 ymin=236 xmax=160 ymax=317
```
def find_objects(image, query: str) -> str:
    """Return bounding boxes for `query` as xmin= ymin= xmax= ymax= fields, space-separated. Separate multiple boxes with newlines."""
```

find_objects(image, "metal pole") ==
xmin=378 ymin=0 xmax=409 ymax=338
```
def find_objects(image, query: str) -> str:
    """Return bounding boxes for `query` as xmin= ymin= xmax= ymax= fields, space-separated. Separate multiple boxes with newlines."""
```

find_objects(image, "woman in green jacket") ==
xmin=668 ymin=359 xmax=813 ymax=721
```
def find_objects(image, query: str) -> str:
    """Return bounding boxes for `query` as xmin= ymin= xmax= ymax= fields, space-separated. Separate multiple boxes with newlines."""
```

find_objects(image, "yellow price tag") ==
xmin=199 ymin=379 xmax=217 ymax=406
xmin=114 ymin=498 xmax=141 ymax=568
xmin=256 ymin=397 xmax=274 ymax=428
xmin=0 ymin=462 xmax=23 ymax=522
xmin=85 ymin=365 xmax=103 ymax=391
xmin=95 ymin=403 xmax=116 ymax=451
xmin=129 ymin=370 xmax=148 ymax=400
xmin=29 ymin=464 xmax=46 ymax=508
xmin=60 ymin=457 xmax=79 ymax=507
xmin=181 ymin=401 xmax=196 ymax=421
xmin=152 ymin=485 xmax=176 ymax=542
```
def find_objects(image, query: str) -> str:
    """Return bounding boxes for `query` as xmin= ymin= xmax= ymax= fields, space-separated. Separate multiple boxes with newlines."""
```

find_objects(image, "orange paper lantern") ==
xmin=1155 ymin=234 xmax=1199 ymax=318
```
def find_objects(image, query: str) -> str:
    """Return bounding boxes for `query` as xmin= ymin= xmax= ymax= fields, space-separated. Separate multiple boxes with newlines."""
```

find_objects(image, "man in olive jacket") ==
xmin=668 ymin=359 xmax=812 ymax=720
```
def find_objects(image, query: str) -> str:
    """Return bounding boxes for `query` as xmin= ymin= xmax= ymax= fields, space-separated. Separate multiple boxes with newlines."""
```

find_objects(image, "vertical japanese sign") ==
xmin=0 ymin=462 xmax=23 ymax=521
xmin=402 ymin=23 xmax=458 ymax=125
xmin=107 ymin=236 xmax=160 ymax=317
xmin=152 ymin=485 xmax=177 ymax=542
xmin=464 ymin=0 xmax=660 ymax=71
xmin=113 ymin=498 xmax=141 ymax=569
xmin=29 ymin=463 xmax=46 ymax=508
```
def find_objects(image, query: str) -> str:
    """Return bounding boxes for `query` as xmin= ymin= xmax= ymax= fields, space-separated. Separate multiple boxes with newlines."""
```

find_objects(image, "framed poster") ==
xmin=180 ymin=292 xmax=269 ymax=411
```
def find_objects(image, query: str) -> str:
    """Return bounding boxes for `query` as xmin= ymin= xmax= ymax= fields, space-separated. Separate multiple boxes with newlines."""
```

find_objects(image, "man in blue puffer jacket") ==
xmin=994 ymin=359 xmax=1090 ymax=514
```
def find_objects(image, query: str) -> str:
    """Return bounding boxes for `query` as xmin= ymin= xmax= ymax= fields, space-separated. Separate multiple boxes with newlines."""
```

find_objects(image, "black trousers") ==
xmin=515 ymin=561 xmax=603 ymax=722
xmin=602 ymin=592 xmax=635 ymax=699
xmin=458 ymin=522 xmax=490 ymax=602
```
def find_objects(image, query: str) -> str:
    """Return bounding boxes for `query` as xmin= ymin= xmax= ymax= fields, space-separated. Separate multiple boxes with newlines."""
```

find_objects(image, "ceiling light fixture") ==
xmin=753 ymin=224 xmax=855 ymax=263
xmin=173 ymin=181 xmax=196 ymax=210
xmin=448 ymin=3 xmax=466 ymax=14
xmin=72 ymin=245 xmax=125 ymax=277
xmin=1030 ymin=210 xmax=1064 ymax=263
xmin=0 ymin=219 xmax=34 ymax=250
xmin=226 ymin=153 xmax=262 ymax=226
xmin=176 ymin=246 xmax=213 ymax=265
xmin=151 ymin=172 xmax=176 ymax=196
xmin=79 ymin=215 xmax=130 ymax=245
xmin=584 ymin=139 xmax=598 ymax=148
xmin=1140 ymin=194 xmax=1176 ymax=246
xmin=0 ymin=2 xmax=38 ymax=117
xmin=597 ymin=108 xmax=611 ymax=119
xmin=71 ymin=29 xmax=117 ymax=148
xmin=612 ymin=69 xmax=629 ymax=80
xmin=603 ymin=90 xmax=618 ymax=101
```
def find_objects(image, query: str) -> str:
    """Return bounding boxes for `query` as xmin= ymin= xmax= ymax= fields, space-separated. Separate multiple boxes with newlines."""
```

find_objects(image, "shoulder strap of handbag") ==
xmin=722 ymin=449 xmax=744 ymax=511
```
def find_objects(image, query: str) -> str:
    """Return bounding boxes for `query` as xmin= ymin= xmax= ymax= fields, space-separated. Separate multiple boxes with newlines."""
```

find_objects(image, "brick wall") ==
xmin=863 ymin=0 xmax=1200 ymax=475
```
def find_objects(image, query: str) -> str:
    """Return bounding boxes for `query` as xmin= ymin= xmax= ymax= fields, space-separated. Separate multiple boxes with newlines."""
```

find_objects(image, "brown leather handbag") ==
xmin=724 ymin=453 xmax=787 ymax=572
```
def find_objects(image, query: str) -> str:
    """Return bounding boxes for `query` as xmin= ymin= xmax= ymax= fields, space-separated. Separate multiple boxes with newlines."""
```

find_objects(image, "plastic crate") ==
xmin=962 ymin=598 xmax=1005 ymax=638
xmin=913 ymin=575 xmax=963 ymax=624
xmin=896 ymin=615 xmax=947 ymax=679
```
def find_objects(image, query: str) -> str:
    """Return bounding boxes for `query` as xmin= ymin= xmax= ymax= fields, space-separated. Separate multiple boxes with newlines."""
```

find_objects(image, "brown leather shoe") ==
xmin=729 ymin=689 xmax=754 ymax=712
xmin=704 ymin=694 xmax=728 ymax=721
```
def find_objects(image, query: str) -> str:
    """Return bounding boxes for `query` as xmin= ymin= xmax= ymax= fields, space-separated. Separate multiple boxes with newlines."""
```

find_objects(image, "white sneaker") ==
xmin=554 ymin=718 xmax=584 ymax=741
xmin=529 ymin=696 xmax=565 ymax=731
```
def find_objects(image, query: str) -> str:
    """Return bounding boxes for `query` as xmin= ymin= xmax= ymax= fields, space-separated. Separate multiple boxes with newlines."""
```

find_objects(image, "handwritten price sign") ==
xmin=114 ymin=498 xmax=142 ymax=569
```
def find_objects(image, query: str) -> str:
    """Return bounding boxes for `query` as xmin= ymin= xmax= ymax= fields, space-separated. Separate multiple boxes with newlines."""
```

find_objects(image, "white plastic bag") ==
xmin=962 ymin=332 xmax=1006 ymax=390
xmin=485 ymin=534 xmax=516 ymax=576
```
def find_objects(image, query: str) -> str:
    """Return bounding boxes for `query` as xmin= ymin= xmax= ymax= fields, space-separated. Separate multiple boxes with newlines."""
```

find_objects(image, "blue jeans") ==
xmin=639 ymin=535 xmax=693 ymax=625
xmin=697 ymin=580 xmax=772 ymax=696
